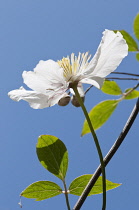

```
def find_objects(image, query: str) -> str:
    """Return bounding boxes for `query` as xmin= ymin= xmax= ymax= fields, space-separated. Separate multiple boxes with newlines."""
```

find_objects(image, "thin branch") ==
xmin=111 ymin=72 xmax=139 ymax=77
xmin=132 ymin=83 xmax=139 ymax=90
xmin=106 ymin=77 xmax=139 ymax=81
xmin=85 ymin=85 xmax=94 ymax=94
xmin=73 ymin=98 xmax=139 ymax=210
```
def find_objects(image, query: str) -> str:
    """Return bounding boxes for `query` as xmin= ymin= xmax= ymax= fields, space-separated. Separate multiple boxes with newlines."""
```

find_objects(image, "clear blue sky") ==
xmin=1 ymin=0 xmax=139 ymax=209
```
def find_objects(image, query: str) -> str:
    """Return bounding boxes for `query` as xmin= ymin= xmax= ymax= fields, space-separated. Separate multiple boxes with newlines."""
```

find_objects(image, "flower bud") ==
xmin=58 ymin=96 xmax=70 ymax=106
xmin=71 ymin=95 xmax=85 ymax=107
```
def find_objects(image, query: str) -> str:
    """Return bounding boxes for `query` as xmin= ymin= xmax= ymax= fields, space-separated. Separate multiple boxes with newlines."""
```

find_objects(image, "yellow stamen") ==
xmin=58 ymin=52 xmax=91 ymax=82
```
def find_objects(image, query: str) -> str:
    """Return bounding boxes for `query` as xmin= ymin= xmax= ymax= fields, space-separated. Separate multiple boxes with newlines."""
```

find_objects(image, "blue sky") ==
xmin=1 ymin=0 xmax=139 ymax=209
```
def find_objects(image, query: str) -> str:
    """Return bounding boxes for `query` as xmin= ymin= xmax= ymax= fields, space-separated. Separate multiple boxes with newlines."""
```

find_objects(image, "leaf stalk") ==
xmin=63 ymin=179 xmax=71 ymax=210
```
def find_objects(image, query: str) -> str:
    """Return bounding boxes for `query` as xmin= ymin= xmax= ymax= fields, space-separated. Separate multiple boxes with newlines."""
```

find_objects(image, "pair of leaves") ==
xmin=21 ymin=174 xmax=120 ymax=201
xmin=102 ymin=81 xmax=139 ymax=100
xmin=21 ymin=135 xmax=120 ymax=201
xmin=82 ymin=80 xmax=139 ymax=135
xmin=114 ymin=13 xmax=139 ymax=61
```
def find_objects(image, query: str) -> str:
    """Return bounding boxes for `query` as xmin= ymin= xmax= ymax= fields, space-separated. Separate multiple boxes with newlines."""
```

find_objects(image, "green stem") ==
xmin=72 ymin=84 xmax=106 ymax=210
xmin=63 ymin=179 xmax=71 ymax=210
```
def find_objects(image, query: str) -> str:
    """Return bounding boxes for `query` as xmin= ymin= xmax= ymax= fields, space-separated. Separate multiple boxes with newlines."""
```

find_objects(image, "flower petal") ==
xmin=34 ymin=60 xmax=64 ymax=80
xmin=85 ymin=30 xmax=128 ymax=77
xmin=23 ymin=71 xmax=50 ymax=94
xmin=81 ymin=77 xmax=104 ymax=89
xmin=23 ymin=60 xmax=67 ymax=94
xmin=8 ymin=87 xmax=66 ymax=109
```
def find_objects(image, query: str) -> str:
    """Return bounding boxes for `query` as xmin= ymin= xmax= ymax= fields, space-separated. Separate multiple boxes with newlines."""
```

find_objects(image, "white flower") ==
xmin=8 ymin=30 xmax=128 ymax=109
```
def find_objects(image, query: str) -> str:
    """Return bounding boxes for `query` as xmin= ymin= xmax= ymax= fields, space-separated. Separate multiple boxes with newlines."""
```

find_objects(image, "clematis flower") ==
xmin=8 ymin=30 xmax=128 ymax=109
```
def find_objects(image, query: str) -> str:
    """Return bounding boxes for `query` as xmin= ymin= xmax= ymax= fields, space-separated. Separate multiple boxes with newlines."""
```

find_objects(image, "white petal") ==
xmin=23 ymin=71 xmax=67 ymax=94
xmin=46 ymin=85 xmax=69 ymax=107
xmin=34 ymin=60 xmax=64 ymax=82
xmin=22 ymin=71 xmax=50 ymax=94
xmin=23 ymin=60 xmax=66 ymax=94
xmin=8 ymin=87 xmax=66 ymax=109
xmin=34 ymin=59 xmax=60 ymax=73
xmin=81 ymin=77 xmax=104 ymax=89
xmin=85 ymin=30 xmax=128 ymax=77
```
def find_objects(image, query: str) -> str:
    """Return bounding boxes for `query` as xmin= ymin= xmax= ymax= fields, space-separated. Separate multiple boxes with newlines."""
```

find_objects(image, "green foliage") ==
xmin=101 ymin=80 xmax=122 ymax=95
xmin=136 ymin=53 xmax=139 ymax=61
xmin=82 ymin=100 xmax=119 ymax=135
xmin=69 ymin=175 xmax=121 ymax=196
xmin=124 ymin=88 xmax=139 ymax=100
xmin=114 ymin=30 xmax=138 ymax=51
xmin=36 ymin=135 xmax=68 ymax=180
xmin=21 ymin=181 xmax=62 ymax=201
xmin=134 ymin=13 xmax=139 ymax=40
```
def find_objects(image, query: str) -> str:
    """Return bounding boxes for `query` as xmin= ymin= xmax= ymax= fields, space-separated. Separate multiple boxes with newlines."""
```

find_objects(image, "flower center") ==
xmin=58 ymin=52 xmax=91 ymax=82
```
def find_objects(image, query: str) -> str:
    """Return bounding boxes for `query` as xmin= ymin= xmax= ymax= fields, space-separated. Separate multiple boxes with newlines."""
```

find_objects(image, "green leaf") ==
xmin=133 ymin=13 xmax=139 ymax=40
xmin=136 ymin=53 xmax=139 ymax=61
xmin=21 ymin=181 xmax=62 ymax=201
xmin=36 ymin=135 xmax=68 ymax=180
xmin=124 ymin=88 xmax=139 ymax=100
xmin=81 ymin=100 xmax=119 ymax=135
xmin=114 ymin=30 xmax=138 ymax=51
xmin=101 ymin=80 xmax=122 ymax=95
xmin=69 ymin=175 xmax=121 ymax=196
